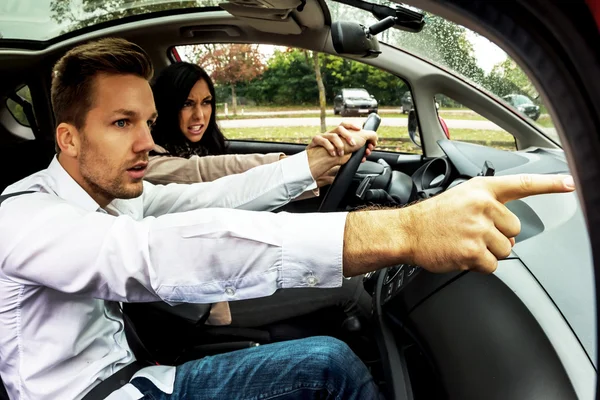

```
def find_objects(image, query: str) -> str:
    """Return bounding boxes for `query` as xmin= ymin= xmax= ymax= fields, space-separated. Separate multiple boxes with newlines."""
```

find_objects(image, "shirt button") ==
xmin=306 ymin=275 xmax=319 ymax=286
xmin=225 ymin=287 xmax=236 ymax=296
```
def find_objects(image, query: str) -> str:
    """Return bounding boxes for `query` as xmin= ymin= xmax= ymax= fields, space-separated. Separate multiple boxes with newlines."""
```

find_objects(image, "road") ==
xmin=218 ymin=116 xmax=559 ymax=142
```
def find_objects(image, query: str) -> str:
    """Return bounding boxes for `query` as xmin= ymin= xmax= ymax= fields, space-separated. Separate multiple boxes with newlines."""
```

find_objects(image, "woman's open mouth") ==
xmin=187 ymin=124 xmax=205 ymax=136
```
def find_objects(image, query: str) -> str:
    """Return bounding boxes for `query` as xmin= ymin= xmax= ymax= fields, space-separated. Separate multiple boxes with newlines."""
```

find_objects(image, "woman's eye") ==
xmin=183 ymin=101 xmax=193 ymax=107
xmin=114 ymin=119 xmax=128 ymax=128
xmin=202 ymin=100 xmax=212 ymax=106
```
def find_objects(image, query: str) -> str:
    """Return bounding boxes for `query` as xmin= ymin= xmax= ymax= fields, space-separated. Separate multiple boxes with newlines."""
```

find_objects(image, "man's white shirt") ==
xmin=0 ymin=152 xmax=346 ymax=399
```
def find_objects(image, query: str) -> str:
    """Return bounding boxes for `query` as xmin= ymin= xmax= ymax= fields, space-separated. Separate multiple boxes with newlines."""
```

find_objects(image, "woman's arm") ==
xmin=146 ymin=152 xmax=284 ymax=185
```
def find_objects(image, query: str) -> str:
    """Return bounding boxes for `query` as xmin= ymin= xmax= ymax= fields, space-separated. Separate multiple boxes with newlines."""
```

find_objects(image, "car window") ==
xmin=435 ymin=94 xmax=517 ymax=151
xmin=174 ymin=44 xmax=422 ymax=155
xmin=6 ymin=85 xmax=32 ymax=127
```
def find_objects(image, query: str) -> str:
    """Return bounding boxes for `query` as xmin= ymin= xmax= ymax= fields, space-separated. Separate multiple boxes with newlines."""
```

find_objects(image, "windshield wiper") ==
xmin=332 ymin=0 xmax=425 ymax=32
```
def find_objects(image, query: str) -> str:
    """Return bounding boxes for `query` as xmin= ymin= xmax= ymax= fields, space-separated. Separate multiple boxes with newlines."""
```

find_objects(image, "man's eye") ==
xmin=148 ymin=120 xmax=156 ymax=128
xmin=114 ymin=119 xmax=128 ymax=128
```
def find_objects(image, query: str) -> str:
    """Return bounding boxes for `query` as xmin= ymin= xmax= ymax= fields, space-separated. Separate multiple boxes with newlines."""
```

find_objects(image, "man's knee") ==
xmin=300 ymin=336 xmax=361 ymax=370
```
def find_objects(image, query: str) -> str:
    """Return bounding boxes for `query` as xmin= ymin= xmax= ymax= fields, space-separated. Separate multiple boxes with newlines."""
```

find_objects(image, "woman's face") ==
xmin=178 ymin=78 xmax=213 ymax=143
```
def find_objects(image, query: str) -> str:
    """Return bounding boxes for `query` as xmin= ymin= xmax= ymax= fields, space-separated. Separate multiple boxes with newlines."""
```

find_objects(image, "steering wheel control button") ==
xmin=407 ymin=265 xmax=417 ymax=278
xmin=225 ymin=287 xmax=236 ymax=297
xmin=306 ymin=273 xmax=319 ymax=287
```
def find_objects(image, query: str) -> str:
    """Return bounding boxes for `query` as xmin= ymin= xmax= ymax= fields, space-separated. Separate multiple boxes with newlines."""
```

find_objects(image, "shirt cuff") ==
xmin=279 ymin=151 xmax=317 ymax=199
xmin=279 ymin=211 xmax=348 ymax=289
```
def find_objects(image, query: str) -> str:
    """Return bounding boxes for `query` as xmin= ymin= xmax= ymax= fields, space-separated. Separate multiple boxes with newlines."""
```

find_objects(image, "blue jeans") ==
xmin=131 ymin=336 xmax=382 ymax=399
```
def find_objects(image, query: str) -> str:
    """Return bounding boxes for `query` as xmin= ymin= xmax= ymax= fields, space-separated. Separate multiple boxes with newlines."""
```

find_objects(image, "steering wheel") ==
xmin=318 ymin=113 xmax=382 ymax=212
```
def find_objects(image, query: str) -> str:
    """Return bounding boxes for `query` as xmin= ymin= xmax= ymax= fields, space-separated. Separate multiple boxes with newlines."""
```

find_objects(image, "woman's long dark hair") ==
xmin=151 ymin=62 xmax=228 ymax=158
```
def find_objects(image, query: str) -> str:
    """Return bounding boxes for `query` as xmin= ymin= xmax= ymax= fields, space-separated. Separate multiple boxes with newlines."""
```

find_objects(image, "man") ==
xmin=0 ymin=38 xmax=574 ymax=399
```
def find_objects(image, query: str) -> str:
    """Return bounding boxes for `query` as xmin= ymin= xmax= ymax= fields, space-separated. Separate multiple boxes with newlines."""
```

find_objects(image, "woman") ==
xmin=148 ymin=62 xmax=363 ymax=186
xmin=146 ymin=62 xmax=372 ymax=329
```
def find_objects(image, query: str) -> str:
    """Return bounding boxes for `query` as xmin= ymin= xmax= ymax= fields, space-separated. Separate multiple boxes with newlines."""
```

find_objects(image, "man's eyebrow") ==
xmin=112 ymin=109 xmax=158 ymax=120
xmin=112 ymin=109 xmax=138 ymax=118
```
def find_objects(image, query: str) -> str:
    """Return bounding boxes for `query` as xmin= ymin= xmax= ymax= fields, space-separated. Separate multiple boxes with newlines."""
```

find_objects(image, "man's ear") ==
xmin=56 ymin=123 xmax=81 ymax=157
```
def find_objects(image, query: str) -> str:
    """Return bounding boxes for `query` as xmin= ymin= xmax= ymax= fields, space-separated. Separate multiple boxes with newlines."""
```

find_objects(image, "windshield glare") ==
xmin=345 ymin=89 xmax=370 ymax=98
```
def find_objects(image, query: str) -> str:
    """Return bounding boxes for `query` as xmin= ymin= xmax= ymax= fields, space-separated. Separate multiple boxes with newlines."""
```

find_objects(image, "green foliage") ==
xmin=242 ymin=49 xmax=318 ymax=105
xmin=482 ymin=58 xmax=539 ymax=99
xmin=224 ymin=49 xmax=407 ymax=107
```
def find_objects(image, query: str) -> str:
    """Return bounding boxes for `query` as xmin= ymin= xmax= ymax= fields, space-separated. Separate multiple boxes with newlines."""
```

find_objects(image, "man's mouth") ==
xmin=127 ymin=162 xmax=148 ymax=179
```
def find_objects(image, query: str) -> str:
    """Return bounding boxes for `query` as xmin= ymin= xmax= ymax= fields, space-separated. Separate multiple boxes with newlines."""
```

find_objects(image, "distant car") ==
xmin=333 ymin=88 xmax=378 ymax=116
xmin=400 ymin=91 xmax=413 ymax=113
xmin=502 ymin=94 xmax=541 ymax=121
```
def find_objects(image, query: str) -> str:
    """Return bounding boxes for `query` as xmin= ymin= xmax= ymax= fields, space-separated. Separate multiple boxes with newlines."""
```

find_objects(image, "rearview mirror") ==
xmin=407 ymin=109 xmax=421 ymax=148
xmin=331 ymin=21 xmax=382 ymax=58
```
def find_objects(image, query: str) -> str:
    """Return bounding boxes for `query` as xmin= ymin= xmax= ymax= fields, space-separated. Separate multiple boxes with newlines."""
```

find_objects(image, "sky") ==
xmin=467 ymin=31 xmax=508 ymax=74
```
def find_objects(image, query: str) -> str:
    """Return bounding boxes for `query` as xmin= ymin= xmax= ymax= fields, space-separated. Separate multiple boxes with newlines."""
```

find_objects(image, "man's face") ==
xmin=77 ymin=73 xmax=156 ymax=205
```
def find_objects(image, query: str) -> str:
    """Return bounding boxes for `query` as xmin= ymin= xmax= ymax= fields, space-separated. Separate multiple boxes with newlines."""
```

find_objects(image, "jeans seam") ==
xmin=258 ymin=384 xmax=332 ymax=400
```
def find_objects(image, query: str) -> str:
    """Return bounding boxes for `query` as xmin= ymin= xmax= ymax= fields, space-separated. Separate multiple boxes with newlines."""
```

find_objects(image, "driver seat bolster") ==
xmin=148 ymin=302 xmax=212 ymax=326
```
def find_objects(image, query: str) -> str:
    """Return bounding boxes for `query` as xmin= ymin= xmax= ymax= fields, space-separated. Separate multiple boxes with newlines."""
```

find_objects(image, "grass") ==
xmin=536 ymin=114 xmax=554 ymax=128
xmin=216 ymin=106 xmax=556 ymax=130
xmin=222 ymin=125 xmax=517 ymax=154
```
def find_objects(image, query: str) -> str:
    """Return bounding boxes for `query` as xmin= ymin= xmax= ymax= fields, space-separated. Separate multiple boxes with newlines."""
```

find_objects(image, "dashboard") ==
xmin=360 ymin=140 xmax=595 ymax=400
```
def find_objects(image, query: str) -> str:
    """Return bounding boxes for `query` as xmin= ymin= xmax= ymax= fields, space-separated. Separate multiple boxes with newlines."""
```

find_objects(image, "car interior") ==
xmin=0 ymin=0 xmax=598 ymax=399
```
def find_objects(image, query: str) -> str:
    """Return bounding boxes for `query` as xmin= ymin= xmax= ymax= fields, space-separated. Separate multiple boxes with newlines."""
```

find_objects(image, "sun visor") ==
xmin=219 ymin=0 xmax=322 ymax=34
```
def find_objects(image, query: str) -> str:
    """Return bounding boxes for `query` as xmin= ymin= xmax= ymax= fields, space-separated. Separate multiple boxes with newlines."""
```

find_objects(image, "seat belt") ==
xmin=0 ymin=191 xmax=35 ymax=205
xmin=1 ymin=191 xmax=156 ymax=399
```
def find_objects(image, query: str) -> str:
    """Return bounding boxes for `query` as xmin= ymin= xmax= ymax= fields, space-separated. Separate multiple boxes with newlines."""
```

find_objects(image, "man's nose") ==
xmin=133 ymin=124 xmax=155 ymax=154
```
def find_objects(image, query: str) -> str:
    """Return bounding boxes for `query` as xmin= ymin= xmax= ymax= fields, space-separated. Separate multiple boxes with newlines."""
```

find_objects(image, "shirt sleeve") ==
xmin=0 ymin=194 xmax=346 ymax=303
xmin=140 ymin=151 xmax=317 ymax=216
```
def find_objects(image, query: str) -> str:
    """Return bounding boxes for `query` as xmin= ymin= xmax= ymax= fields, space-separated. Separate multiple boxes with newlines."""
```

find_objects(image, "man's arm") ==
xmin=0 ymin=174 xmax=574 ymax=304
xmin=0 ymin=194 xmax=346 ymax=303
xmin=342 ymin=174 xmax=576 ymax=276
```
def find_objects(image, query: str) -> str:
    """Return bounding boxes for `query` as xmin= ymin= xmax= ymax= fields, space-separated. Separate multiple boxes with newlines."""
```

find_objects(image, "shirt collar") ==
xmin=47 ymin=156 xmax=103 ymax=213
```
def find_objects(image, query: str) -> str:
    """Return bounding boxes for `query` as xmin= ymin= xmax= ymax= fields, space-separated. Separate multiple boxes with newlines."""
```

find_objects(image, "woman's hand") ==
xmin=307 ymin=123 xmax=377 ymax=163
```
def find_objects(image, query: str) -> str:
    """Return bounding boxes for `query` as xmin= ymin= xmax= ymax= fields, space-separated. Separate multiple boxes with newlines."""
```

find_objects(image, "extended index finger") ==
xmin=486 ymin=174 xmax=575 ymax=203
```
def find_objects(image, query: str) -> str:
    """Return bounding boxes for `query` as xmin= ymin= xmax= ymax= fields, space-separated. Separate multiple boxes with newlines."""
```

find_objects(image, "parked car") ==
xmin=401 ymin=91 xmax=413 ymax=113
xmin=502 ymin=94 xmax=541 ymax=121
xmin=333 ymin=88 xmax=378 ymax=116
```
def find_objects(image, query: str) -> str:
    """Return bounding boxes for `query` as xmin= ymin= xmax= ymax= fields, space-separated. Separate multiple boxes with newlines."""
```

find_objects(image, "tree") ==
xmin=312 ymin=52 xmax=327 ymax=133
xmin=192 ymin=44 xmax=265 ymax=115
xmin=245 ymin=48 xmax=317 ymax=105
xmin=484 ymin=58 xmax=538 ymax=99
xmin=51 ymin=1 xmax=219 ymax=34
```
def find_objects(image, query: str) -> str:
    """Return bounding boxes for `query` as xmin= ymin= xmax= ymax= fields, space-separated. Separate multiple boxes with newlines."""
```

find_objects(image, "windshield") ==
xmin=344 ymin=89 xmax=370 ymax=98
xmin=326 ymin=0 xmax=559 ymax=144
xmin=0 ymin=0 xmax=219 ymax=41
xmin=510 ymin=95 xmax=534 ymax=106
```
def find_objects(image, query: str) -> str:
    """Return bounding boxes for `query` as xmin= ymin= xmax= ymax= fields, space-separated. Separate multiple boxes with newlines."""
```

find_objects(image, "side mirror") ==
xmin=407 ymin=109 xmax=421 ymax=148
xmin=370 ymin=94 xmax=375 ymax=98
xmin=331 ymin=21 xmax=382 ymax=58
